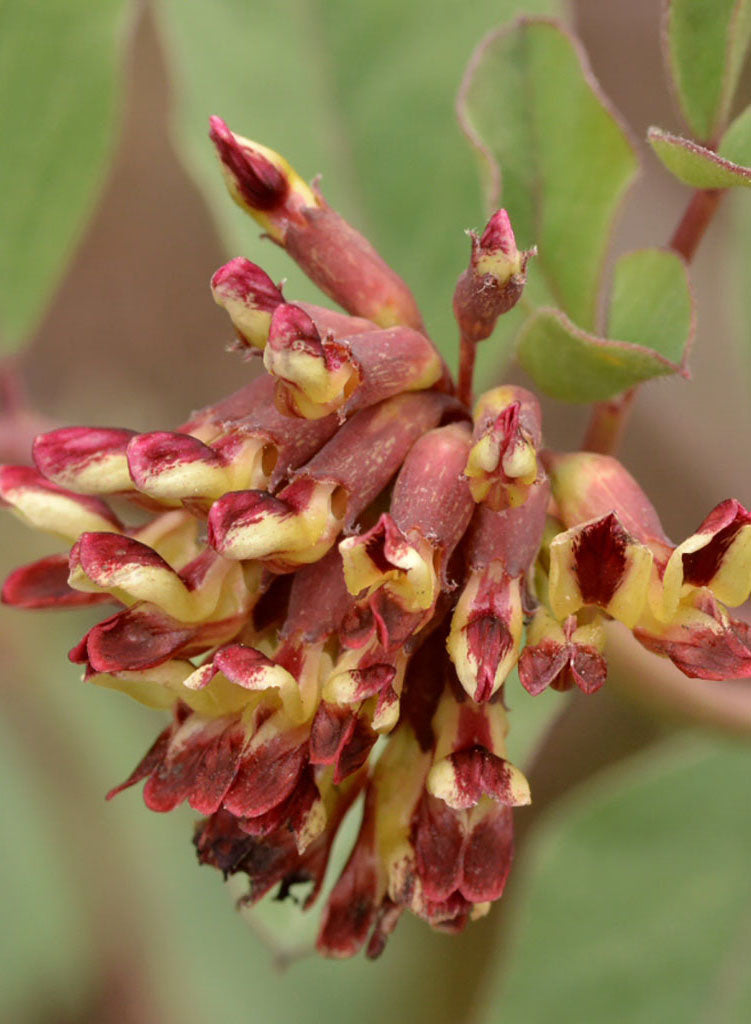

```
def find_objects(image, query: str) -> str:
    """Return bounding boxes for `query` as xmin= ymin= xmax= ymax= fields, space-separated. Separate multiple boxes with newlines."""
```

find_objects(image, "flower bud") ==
xmin=208 ymin=116 xmax=316 ymax=239
xmin=32 ymin=427 xmax=136 ymax=495
xmin=209 ymin=117 xmax=425 ymax=330
xmin=210 ymin=258 xmax=285 ymax=350
xmin=0 ymin=465 xmax=122 ymax=540
xmin=264 ymin=304 xmax=447 ymax=420
xmin=453 ymin=210 xmax=533 ymax=343
xmin=465 ymin=386 xmax=542 ymax=508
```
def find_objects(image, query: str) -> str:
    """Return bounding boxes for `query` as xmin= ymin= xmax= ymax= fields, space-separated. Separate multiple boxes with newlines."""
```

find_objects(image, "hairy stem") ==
xmin=583 ymin=187 xmax=725 ymax=455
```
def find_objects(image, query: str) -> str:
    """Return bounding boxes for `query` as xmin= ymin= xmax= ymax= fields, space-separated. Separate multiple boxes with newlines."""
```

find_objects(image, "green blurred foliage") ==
xmin=478 ymin=736 xmax=751 ymax=1023
xmin=0 ymin=0 xmax=131 ymax=351
xmin=720 ymin=102 xmax=751 ymax=164
xmin=2 ymin=2 xmax=751 ymax=1022
xmin=517 ymin=248 xmax=694 ymax=402
xmin=608 ymin=249 xmax=693 ymax=360
xmin=664 ymin=0 xmax=751 ymax=142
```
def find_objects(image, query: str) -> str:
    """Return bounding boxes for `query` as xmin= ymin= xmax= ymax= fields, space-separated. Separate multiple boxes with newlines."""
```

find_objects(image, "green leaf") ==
xmin=517 ymin=305 xmax=687 ymax=404
xmin=607 ymin=248 xmax=694 ymax=364
xmin=718 ymin=101 xmax=751 ymax=165
xmin=457 ymin=17 xmax=638 ymax=332
xmin=478 ymin=737 xmax=751 ymax=1023
xmin=0 ymin=0 xmax=132 ymax=352
xmin=155 ymin=0 xmax=562 ymax=363
xmin=649 ymin=126 xmax=751 ymax=188
xmin=664 ymin=0 xmax=751 ymax=142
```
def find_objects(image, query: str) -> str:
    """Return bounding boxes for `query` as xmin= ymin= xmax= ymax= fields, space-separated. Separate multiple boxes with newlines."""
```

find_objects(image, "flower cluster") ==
xmin=3 ymin=118 xmax=751 ymax=959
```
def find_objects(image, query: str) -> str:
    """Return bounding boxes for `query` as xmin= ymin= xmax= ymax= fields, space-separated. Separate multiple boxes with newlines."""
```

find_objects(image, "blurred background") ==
xmin=1 ymin=1 xmax=750 ymax=1021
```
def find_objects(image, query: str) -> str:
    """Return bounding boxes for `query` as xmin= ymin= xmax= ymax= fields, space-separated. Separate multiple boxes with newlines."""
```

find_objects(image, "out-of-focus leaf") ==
xmin=607 ymin=248 xmax=694 ymax=362
xmin=649 ymin=127 xmax=751 ymax=188
xmin=718 ymin=102 xmax=751 ymax=164
xmin=0 ymin=708 xmax=92 ymax=1020
xmin=0 ymin=0 xmax=131 ymax=352
xmin=517 ymin=307 xmax=686 ymax=403
xmin=154 ymin=0 xmax=562 ymax=360
xmin=664 ymin=0 xmax=751 ymax=143
xmin=478 ymin=737 xmax=751 ymax=1023
xmin=457 ymin=17 xmax=638 ymax=332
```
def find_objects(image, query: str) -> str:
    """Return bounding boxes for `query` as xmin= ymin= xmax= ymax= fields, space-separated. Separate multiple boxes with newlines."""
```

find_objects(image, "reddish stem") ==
xmin=669 ymin=187 xmax=724 ymax=262
xmin=583 ymin=187 xmax=726 ymax=455
xmin=581 ymin=387 xmax=636 ymax=455
xmin=457 ymin=329 xmax=476 ymax=407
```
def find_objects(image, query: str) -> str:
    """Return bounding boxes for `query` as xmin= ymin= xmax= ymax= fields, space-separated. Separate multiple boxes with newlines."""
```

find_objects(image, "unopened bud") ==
xmin=209 ymin=117 xmax=425 ymax=330
xmin=453 ymin=209 xmax=533 ymax=344
xmin=208 ymin=116 xmax=316 ymax=241
xmin=210 ymin=258 xmax=285 ymax=350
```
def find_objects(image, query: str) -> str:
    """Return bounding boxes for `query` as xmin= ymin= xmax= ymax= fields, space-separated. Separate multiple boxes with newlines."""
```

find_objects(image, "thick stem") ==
xmin=582 ymin=187 xmax=725 ymax=455
xmin=457 ymin=329 xmax=477 ymax=407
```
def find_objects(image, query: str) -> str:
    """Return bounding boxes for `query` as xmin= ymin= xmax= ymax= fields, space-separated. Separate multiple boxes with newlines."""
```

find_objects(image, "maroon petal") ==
xmin=518 ymin=640 xmax=569 ymax=695
xmin=2 ymin=555 xmax=113 ymax=609
xmin=72 ymin=606 xmax=195 ymax=672
xmin=460 ymin=804 xmax=514 ymax=903
xmin=187 ymin=722 xmax=246 ymax=815
xmin=413 ymin=793 xmax=464 ymax=902
xmin=106 ymin=720 xmax=175 ymax=800
xmin=223 ymin=735 xmax=307 ymax=819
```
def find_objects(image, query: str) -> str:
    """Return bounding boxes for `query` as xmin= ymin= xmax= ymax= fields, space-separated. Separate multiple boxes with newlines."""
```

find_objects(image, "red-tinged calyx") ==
xmin=464 ymin=477 xmax=551 ymax=578
xmin=465 ymin=386 xmax=542 ymax=508
xmin=284 ymin=202 xmax=426 ymax=331
xmin=548 ymin=512 xmax=654 ymax=628
xmin=518 ymin=609 xmax=607 ymax=696
xmin=453 ymin=209 xmax=533 ymax=344
xmin=209 ymin=392 xmax=463 ymax=569
xmin=211 ymin=257 xmax=285 ymax=350
xmin=545 ymin=451 xmax=672 ymax=557
xmin=32 ymin=426 xmax=136 ymax=494
xmin=264 ymin=304 xmax=358 ymax=418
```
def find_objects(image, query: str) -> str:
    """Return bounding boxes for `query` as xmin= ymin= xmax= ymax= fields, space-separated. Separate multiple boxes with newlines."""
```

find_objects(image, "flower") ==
xmin=2 ymin=118 xmax=751 ymax=961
